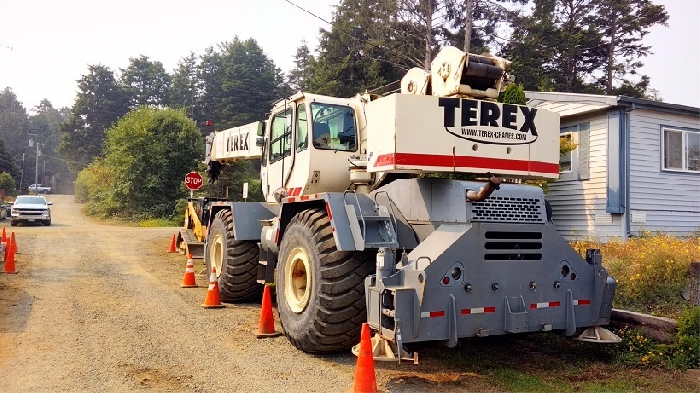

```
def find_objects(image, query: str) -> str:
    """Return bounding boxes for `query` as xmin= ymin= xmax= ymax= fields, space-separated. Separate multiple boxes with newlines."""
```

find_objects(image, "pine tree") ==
xmin=57 ymin=65 xmax=129 ymax=172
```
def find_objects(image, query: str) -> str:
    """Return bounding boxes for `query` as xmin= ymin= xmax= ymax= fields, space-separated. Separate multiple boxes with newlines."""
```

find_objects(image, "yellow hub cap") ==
xmin=285 ymin=247 xmax=312 ymax=313
xmin=210 ymin=234 xmax=224 ymax=278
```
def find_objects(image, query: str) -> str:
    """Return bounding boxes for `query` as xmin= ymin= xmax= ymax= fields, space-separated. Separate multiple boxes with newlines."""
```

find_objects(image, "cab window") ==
xmin=310 ymin=103 xmax=357 ymax=151
xmin=296 ymin=103 xmax=308 ymax=152
xmin=269 ymin=108 xmax=292 ymax=162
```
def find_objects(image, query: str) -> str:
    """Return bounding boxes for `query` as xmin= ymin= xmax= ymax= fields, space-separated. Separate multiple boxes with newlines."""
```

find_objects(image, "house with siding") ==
xmin=526 ymin=92 xmax=700 ymax=241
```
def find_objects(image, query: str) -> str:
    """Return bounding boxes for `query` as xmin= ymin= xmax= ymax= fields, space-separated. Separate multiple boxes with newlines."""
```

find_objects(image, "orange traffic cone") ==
xmin=201 ymin=266 xmax=225 ymax=308
xmin=3 ymin=239 xmax=18 ymax=274
xmin=180 ymin=255 xmax=198 ymax=288
xmin=10 ymin=232 xmax=17 ymax=254
xmin=255 ymin=285 xmax=282 ymax=338
xmin=168 ymin=234 xmax=177 ymax=253
xmin=352 ymin=323 xmax=377 ymax=393
xmin=2 ymin=234 xmax=7 ymax=262
xmin=1 ymin=227 xmax=6 ymax=243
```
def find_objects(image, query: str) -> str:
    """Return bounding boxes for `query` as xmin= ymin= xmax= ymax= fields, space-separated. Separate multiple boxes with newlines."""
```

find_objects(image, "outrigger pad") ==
xmin=573 ymin=327 xmax=622 ymax=343
xmin=351 ymin=333 xmax=419 ymax=364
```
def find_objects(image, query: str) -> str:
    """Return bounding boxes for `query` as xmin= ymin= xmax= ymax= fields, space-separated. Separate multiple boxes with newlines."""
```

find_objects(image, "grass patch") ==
xmin=492 ymin=368 xmax=562 ymax=392
xmin=138 ymin=218 xmax=181 ymax=227
xmin=572 ymin=233 xmax=700 ymax=318
xmin=420 ymin=331 xmax=699 ymax=392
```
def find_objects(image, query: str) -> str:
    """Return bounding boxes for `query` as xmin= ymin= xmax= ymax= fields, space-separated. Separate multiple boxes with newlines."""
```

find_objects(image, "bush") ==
xmin=614 ymin=306 xmax=699 ymax=369
xmin=75 ymin=107 xmax=204 ymax=220
xmin=572 ymin=234 xmax=700 ymax=317
xmin=0 ymin=172 xmax=16 ymax=197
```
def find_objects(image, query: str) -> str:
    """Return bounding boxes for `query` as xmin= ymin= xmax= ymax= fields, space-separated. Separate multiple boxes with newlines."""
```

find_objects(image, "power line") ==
xmin=283 ymin=0 xmax=330 ymax=24
xmin=279 ymin=0 xmax=419 ymax=70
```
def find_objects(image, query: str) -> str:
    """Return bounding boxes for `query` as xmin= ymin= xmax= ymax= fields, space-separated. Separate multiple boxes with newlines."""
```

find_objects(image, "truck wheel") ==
xmin=276 ymin=208 xmax=374 ymax=353
xmin=205 ymin=209 xmax=262 ymax=303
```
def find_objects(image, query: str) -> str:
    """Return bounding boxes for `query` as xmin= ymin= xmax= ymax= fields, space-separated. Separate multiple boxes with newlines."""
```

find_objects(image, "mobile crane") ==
xmin=179 ymin=46 xmax=620 ymax=358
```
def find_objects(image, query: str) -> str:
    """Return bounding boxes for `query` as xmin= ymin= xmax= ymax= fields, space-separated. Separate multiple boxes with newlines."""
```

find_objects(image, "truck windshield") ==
xmin=15 ymin=196 xmax=46 ymax=204
xmin=310 ymin=103 xmax=357 ymax=151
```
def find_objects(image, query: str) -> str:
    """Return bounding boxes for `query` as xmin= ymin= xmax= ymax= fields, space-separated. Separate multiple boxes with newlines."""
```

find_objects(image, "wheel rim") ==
xmin=210 ymin=234 xmax=224 ymax=278
xmin=284 ymin=247 xmax=312 ymax=313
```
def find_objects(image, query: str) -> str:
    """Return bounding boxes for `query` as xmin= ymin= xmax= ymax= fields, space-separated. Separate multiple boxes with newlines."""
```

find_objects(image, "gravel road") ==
xmin=0 ymin=195 xmax=475 ymax=393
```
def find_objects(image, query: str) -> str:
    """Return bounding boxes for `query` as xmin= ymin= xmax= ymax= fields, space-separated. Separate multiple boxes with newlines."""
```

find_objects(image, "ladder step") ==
xmin=365 ymin=241 xmax=399 ymax=248
xmin=360 ymin=215 xmax=391 ymax=222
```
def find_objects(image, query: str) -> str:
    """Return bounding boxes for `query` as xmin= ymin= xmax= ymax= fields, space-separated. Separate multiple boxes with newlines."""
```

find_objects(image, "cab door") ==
xmin=262 ymin=105 xmax=294 ymax=202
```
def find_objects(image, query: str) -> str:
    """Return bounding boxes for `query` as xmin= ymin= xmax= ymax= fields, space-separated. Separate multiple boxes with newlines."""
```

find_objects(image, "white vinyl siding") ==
xmin=628 ymin=109 xmax=700 ymax=236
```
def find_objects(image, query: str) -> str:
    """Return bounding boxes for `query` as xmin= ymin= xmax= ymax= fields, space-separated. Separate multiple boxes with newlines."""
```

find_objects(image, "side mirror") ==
xmin=256 ymin=137 xmax=264 ymax=147
xmin=47 ymin=202 xmax=53 ymax=206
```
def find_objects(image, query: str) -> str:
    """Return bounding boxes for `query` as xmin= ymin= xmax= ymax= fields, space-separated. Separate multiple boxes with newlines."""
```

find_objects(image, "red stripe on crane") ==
xmin=373 ymin=152 xmax=559 ymax=175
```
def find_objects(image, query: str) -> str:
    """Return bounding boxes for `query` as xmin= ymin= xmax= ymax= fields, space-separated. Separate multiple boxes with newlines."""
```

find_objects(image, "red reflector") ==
xmin=430 ymin=311 xmax=445 ymax=318
xmin=325 ymin=202 xmax=333 ymax=221
xmin=484 ymin=306 xmax=496 ymax=313
xmin=578 ymin=299 xmax=591 ymax=305
xmin=550 ymin=301 xmax=561 ymax=307
xmin=530 ymin=303 xmax=538 ymax=309
xmin=461 ymin=309 xmax=471 ymax=315
xmin=442 ymin=277 xmax=450 ymax=285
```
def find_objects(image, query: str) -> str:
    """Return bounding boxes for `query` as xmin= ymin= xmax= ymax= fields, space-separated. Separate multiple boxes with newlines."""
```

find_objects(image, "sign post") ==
xmin=184 ymin=172 xmax=204 ymax=199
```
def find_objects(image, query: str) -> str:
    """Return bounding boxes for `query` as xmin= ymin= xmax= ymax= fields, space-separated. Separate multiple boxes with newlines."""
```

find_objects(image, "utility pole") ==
xmin=28 ymin=134 xmax=39 ymax=193
xmin=20 ymin=153 xmax=25 ymax=191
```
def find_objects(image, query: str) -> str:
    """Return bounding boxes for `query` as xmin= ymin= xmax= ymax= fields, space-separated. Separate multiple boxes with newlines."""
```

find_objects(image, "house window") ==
xmin=560 ymin=133 xmax=573 ymax=173
xmin=559 ymin=122 xmax=589 ymax=181
xmin=662 ymin=128 xmax=700 ymax=172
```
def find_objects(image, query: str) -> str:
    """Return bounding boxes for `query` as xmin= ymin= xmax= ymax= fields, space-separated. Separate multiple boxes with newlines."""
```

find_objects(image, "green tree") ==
xmin=0 ymin=87 xmax=30 ymax=164
xmin=0 ymin=172 xmax=16 ymax=196
xmin=503 ymin=0 xmax=605 ymax=93
xmin=442 ymin=0 xmax=527 ymax=54
xmin=218 ymin=38 xmax=281 ymax=128
xmin=29 ymin=100 xmax=70 ymax=192
xmin=287 ymin=41 xmax=314 ymax=92
xmin=121 ymin=55 xmax=172 ymax=108
xmin=167 ymin=52 xmax=199 ymax=114
xmin=58 ymin=65 xmax=130 ymax=172
xmin=594 ymin=0 xmax=668 ymax=96
xmin=308 ymin=0 xmax=410 ymax=97
xmin=0 ymin=139 xmax=20 ymax=184
xmin=193 ymin=46 xmax=225 ymax=127
xmin=94 ymin=107 xmax=204 ymax=218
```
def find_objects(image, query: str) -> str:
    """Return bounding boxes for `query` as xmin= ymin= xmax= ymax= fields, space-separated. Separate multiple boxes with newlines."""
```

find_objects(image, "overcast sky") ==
xmin=0 ymin=0 xmax=698 ymax=111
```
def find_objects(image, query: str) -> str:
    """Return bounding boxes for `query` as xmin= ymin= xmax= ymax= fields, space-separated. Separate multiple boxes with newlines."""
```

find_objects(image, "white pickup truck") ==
xmin=29 ymin=184 xmax=53 ymax=194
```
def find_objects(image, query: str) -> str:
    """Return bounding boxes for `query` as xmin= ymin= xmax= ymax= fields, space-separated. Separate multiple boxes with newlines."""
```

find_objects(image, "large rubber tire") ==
xmin=276 ymin=208 xmax=374 ymax=353
xmin=204 ymin=210 xmax=262 ymax=303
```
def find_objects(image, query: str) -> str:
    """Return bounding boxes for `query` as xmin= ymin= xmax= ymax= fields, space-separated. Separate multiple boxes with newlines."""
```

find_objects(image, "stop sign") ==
xmin=184 ymin=172 xmax=204 ymax=190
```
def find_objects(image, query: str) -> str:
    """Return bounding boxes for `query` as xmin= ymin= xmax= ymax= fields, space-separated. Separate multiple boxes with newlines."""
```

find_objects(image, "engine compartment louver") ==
xmin=468 ymin=195 xmax=546 ymax=224
xmin=483 ymin=231 xmax=543 ymax=261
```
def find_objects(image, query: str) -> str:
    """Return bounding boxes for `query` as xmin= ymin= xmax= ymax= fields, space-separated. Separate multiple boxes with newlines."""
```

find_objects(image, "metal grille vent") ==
xmin=483 ymin=231 xmax=543 ymax=261
xmin=468 ymin=195 xmax=545 ymax=223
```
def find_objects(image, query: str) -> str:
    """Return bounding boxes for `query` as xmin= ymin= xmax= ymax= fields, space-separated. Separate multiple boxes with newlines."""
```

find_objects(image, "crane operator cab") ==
xmin=261 ymin=92 xmax=364 ymax=203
